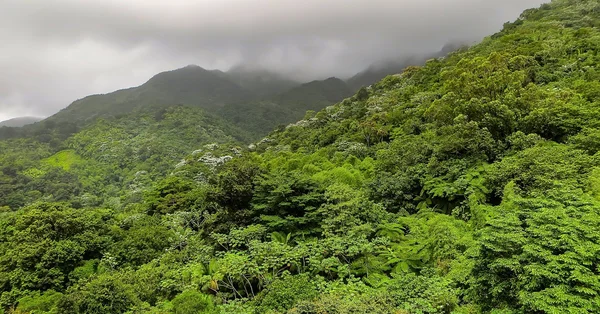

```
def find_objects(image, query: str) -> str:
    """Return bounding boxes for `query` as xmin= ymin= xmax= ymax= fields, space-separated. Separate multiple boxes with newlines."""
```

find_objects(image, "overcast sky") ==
xmin=0 ymin=0 xmax=548 ymax=121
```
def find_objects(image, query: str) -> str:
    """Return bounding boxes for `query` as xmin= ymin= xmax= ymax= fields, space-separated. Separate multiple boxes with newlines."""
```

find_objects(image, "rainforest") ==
xmin=1 ymin=0 xmax=600 ymax=313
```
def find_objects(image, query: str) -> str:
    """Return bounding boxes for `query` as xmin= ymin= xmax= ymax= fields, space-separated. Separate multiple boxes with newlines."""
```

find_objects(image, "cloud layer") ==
xmin=0 ymin=0 xmax=548 ymax=121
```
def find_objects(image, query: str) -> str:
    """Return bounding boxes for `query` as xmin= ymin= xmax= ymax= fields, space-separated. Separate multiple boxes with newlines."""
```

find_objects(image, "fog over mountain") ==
xmin=0 ymin=117 xmax=43 ymax=128
xmin=0 ymin=0 xmax=548 ymax=121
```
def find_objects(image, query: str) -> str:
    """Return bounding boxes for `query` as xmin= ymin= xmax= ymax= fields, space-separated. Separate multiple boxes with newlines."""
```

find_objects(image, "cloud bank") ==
xmin=0 ymin=0 xmax=548 ymax=121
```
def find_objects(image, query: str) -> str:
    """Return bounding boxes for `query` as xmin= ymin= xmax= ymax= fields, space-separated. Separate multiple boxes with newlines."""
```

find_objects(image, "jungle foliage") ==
xmin=2 ymin=0 xmax=600 ymax=313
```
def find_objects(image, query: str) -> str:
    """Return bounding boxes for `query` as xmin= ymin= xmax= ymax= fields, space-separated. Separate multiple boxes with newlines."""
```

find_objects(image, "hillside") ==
xmin=217 ymin=77 xmax=353 ymax=137
xmin=2 ymin=0 xmax=600 ymax=313
xmin=215 ymin=77 xmax=354 ymax=136
xmin=222 ymin=65 xmax=300 ymax=97
xmin=42 ymin=66 xmax=354 ymax=142
xmin=0 ymin=116 xmax=42 ymax=127
xmin=50 ymin=65 xmax=254 ymax=124
xmin=0 ymin=105 xmax=246 ymax=211
xmin=274 ymin=77 xmax=353 ymax=111
xmin=346 ymin=42 xmax=468 ymax=90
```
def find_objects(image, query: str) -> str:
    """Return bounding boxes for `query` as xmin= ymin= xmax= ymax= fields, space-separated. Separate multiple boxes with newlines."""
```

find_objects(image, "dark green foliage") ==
xmin=256 ymin=274 xmax=318 ymax=312
xmin=252 ymin=169 xmax=326 ymax=234
xmin=57 ymin=273 xmax=141 ymax=314
xmin=0 ymin=203 xmax=111 ymax=307
xmin=15 ymin=290 xmax=62 ymax=314
xmin=145 ymin=176 xmax=200 ymax=215
xmin=50 ymin=65 xmax=253 ymax=126
xmin=273 ymin=77 xmax=353 ymax=112
xmin=471 ymin=184 xmax=600 ymax=313
xmin=108 ymin=215 xmax=174 ymax=266
xmin=171 ymin=290 xmax=214 ymax=314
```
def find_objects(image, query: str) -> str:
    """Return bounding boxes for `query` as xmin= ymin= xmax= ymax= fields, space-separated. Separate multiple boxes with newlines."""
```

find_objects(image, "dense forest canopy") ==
xmin=2 ymin=0 xmax=600 ymax=313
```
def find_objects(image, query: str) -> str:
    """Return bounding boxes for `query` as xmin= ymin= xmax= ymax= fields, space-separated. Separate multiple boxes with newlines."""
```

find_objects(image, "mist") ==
xmin=0 ymin=0 xmax=549 ymax=121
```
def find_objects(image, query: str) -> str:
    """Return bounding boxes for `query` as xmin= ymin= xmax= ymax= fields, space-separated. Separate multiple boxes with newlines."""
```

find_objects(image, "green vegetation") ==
xmin=2 ymin=0 xmax=600 ymax=313
xmin=0 ymin=66 xmax=353 ymax=144
xmin=41 ymin=150 xmax=83 ymax=171
xmin=0 ymin=117 xmax=42 ymax=128
xmin=30 ymin=66 xmax=352 ymax=143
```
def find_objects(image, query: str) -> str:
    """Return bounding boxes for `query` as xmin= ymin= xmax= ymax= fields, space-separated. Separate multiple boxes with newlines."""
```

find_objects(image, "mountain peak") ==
xmin=323 ymin=77 xmax=343 ymax=82
xmin=143 ymin=65 xmax=221 ymax=87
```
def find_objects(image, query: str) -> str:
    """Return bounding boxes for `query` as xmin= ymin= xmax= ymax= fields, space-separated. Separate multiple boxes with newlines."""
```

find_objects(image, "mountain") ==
xmin=346 ymin=58 xmax=423 ymax=90
xmin=274 ymin=77 xmax=353 ymax=111
xmin=0 ymin=116 xmax=42 ymax=127
xmin=217 ymin=77 xmax=353 ymax=136
xmin=20 ymin=65 xmax=358 ymax=144
xmin=50 ymin=65 xmax=254 ymax=125
xmin=4 ymin=1 xmax=600 ymax=313
xmin=0 ymin=70 xmax=356 ymax=205
xmin=41 ymin=65 xmax=353 ymax=142
xmin=0 ymin=105 xmax=247 ymax=210
xmin=222 ymin=65 xmax=300 ymax=97
xmin=346 ymin=42 xmax=469 ymax=90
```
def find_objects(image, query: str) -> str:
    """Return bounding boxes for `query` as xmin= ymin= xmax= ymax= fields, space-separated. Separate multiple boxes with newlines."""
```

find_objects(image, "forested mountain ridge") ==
xmin=0 ymin=117 xmax=42 ymax=128
xmin=0 ymin=66 xmax=355 ymax=157
xmin=40 ymin=65 xmax=352 ymax=142
xmin=218 ymin=66 xmax=300 ymax=98
xmin=216 ymin=77 xmax=354 ymax=138
xmin=345 ymin=42 xmax=468 ymax=91
xmin=0 ymin=62 xmax=355 ymax=213
xmin=2 ymin=0 xmax=600 ymax=313
xmin=0 ymin=49 xmax=446 ymax=143
xmin=0 ymin=105 xmax=247 ymax=211
xmin=50 ymin=65 xmax=253 ymax=124
xmin=273 ymin=77 xmax=354 ymax=112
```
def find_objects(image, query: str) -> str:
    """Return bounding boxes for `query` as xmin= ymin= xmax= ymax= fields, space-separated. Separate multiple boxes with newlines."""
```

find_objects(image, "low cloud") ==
xmin=0 ymin=0 xmax=548 ymax=120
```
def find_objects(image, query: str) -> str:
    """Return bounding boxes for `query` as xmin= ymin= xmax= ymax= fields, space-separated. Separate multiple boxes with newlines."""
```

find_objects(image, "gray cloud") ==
xmin=0 ymin=0 xmax=548 ymax=121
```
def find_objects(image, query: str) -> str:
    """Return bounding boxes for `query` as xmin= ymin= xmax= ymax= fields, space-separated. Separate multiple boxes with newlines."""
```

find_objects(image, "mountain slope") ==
xmin=346 ymin=42 xmax=468 ymax=90
xmin=246 ymin=1 xmax=600 ymax=312
xmin=218 ymin=77 xmax=354 ymax=136
xmin=43 ymin=66 xmax=352 ymax=142
xmin=154 ymin=0 xmax=600 ymax=312
xmin=3 ymin=1 xmax=600 ymax=313
xmin=346 ymin=58 xmax=423 ymax=90
xmin=0 ymin=105 xmax=246 ymax=210
xmin=50 ymin=65 xmax=253 ymax=125
xmin=274 ymin=77 xmax=353 ymax=111
xmin=0 ymin=116 xmax=42 ymax=127
xmin=222 ymin=65 xmax=300 ymax=97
